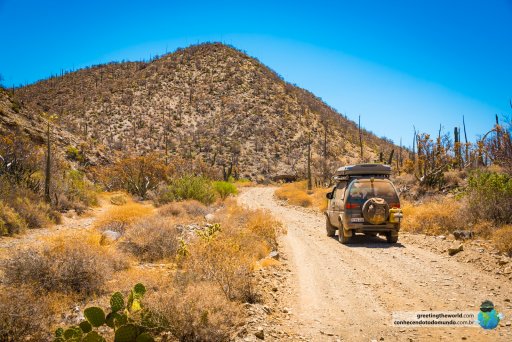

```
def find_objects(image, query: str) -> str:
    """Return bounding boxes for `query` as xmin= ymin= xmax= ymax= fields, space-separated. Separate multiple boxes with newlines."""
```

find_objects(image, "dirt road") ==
xmin=239 ymin=187 xmax=512 ymax=341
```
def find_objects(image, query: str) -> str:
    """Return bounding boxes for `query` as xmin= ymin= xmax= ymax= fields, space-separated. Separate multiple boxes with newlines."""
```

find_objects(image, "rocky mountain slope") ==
xmin=6 ymin=43 xmax=396 ymax=180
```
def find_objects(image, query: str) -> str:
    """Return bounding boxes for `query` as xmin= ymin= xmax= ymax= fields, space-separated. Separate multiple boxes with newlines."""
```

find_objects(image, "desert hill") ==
xmin=5 ymin=43 xmax=396 ymax=180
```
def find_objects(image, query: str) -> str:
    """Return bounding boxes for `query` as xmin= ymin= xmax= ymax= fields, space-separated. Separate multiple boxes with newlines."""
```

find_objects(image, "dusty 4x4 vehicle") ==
xmin=325 ymin=164 xmax=402 ymax=244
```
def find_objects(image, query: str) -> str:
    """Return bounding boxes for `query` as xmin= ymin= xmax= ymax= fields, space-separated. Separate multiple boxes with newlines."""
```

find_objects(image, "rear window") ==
xmin=347 ymin=179 xmax=398 ymax=202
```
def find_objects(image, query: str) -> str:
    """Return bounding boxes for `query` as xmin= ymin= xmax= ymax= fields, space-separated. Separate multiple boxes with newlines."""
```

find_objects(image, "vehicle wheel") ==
xmin=386 ymin=232 xmax=398 ymax=243
xmin=326 ymin=216 xmax=336 ymax=237
xmin=338 ymin=226 xmax=350 ymax=244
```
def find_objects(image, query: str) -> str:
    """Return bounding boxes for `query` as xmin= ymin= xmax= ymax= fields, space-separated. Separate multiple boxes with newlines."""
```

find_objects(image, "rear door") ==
xmin=329 ymin=181 xmax=347 ymax=226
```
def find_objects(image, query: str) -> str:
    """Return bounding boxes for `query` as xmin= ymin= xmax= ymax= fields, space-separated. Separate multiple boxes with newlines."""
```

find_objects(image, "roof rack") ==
xmin=333 ymin=164 xmax=391 ymax=182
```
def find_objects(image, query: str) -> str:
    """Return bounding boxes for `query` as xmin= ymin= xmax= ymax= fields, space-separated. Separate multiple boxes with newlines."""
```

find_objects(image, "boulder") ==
xmin=448 ymin=244 xmax=464 ymax=256
xmin=100 ymin=230 xmax=122 ymax=245
xmin=205 ymin=213 xmax=215 ymax=222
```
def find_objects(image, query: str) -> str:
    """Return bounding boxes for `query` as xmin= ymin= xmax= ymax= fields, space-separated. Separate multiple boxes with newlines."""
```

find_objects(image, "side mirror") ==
xmin=326 ymin=192 xmax=333 ymax=200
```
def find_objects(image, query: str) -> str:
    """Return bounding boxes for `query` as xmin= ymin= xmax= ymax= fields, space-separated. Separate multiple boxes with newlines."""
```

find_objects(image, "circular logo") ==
xmin=477 ymin=300 xmax=503 ymax=330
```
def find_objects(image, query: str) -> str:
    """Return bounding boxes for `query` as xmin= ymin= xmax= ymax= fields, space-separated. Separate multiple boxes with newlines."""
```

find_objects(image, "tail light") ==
xmin=345 ymin=202 xmax=361 ymax=209
xmin=389 ymin=203 xmax=400 ymax=208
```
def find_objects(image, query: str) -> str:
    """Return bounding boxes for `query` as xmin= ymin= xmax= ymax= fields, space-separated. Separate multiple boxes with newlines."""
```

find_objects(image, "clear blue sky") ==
xmin=1 ymin=0 xmax=511 ymax=147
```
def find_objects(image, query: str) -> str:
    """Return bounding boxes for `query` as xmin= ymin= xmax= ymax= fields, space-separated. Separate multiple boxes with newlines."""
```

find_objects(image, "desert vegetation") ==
xmin=0 ymin=132 xmax=98 ymax=236
xmin=7 ymin=43 xmax=397 ymax=183
xmin=0 ymin=177 xmax=283 ymax=341
xmin=275 ymin=180 xmax=329 ymax=211
xmin=276 ymin=112 xmax=512 ymax=255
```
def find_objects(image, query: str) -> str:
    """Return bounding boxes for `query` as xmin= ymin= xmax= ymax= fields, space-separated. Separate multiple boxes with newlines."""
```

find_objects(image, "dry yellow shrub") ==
xmin=183 ymin=200 xmax=284 ymax=302
xmin=401 ymin=197 xmax=465 ymax=235
xmin=258 ymin=258 xmax=281 ymax=269
xmin=94 ymin=202 xmax=154 ymax=232
xmin=0 ymin=286 xmax=54 ymax=341
xmin=245 ymin=209 xmax=285 ymax=248
xmin=5 ymin=231 xmax=129 ymax=295
xmin=158 ymin=199 xmax=208 ymax=219
xmin=493 ymin=225 xmax=512 ymax=256
xmin=144 ymin=282 xmax=242 ymax=342
xmin=275 ymin=181 xmax=328 ymax=211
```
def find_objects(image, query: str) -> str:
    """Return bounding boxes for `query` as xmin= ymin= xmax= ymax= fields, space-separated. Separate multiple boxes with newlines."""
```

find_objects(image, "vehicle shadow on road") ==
xmin=330 ymin=235 xmax=406 ymax=248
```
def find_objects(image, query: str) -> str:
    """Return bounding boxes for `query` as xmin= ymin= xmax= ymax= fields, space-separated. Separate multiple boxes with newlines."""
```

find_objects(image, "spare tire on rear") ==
xmin=362 ymin=197 xmax=389 ymax=224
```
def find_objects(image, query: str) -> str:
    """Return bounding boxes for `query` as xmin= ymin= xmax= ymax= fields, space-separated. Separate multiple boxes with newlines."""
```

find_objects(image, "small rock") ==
xmin=448 ymin=244 xmax=464 ymax=256
xmin=453 ymin=230 xmax=474 ymax=240
xmin=269 ymin=251 xmax=279 ymax=259
xmin=254 ymin=327 xmax=264 ymax=340
xmin=100 ymin=230 xmax=122 ymax=245
xmin=237 ymin=327 xmax=248 ymax=337
xmin=498 ymin=258 xmax=509 ymax=266
xmin=204 ymin=213 xmax=215 ymax=222
xmin=438 ymin=235 xmax=446 ymax=240
xmin=506 ymin=321 xmax=511 ymax=327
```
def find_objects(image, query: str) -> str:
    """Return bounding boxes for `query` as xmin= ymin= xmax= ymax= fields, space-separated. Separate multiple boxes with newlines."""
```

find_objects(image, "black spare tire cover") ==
xmin=362 ymin=197 xmax=389 ymax=225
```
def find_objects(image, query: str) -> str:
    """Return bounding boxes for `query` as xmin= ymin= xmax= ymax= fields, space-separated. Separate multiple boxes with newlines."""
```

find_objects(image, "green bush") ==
xmin=213 ymin=181 xmax=238 ymax=200
xmin=65 ymin=170 xmax=98 ymax=207
xmin=467 ymin=170 xmax=512 ymax=224
xmin=65 ymin=146 xmax=85 ymax=163
xmin=0 ymin=201 xmax=28 ymax=235
xmin=168 ymin=176 xmax=216 ymax=205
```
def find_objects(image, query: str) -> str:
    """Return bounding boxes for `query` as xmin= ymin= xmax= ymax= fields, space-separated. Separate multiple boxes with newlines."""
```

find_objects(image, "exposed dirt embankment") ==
xmin=238 ymin=187 xmax=512 ymax=342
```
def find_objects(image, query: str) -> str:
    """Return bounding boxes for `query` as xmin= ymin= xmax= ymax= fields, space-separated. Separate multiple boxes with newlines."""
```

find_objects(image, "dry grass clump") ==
xmin=185 ymin=233 xmax=258 ymax=302
xmin=234 ymin=178 xmax=256 ymax=187
xmin=401 ymin=197 xmax=466 ymax=235
xmin=275 ymin=185 xmax=312 ymax=207
xmin=493 ymin=225 xmax=512 ymax=256
xmin=110 ymin=193 xmax=128 ymax=206
xmin=121 ymin=216 xmax=180 ymax=262
xmin=0 ymin=201 xmax=28 ymax=236
xmin=8 ymin=196 xmax=54 ymax=228
xmin=0 ymin=286 xmax=53 ymax=341
xmin=145 ymin=282 xmax=242 ymax=342
xmin=159 ymin=200 xmax=209 ymax=218
xmin=94 ymin=202 xmax=154 ymax=233
xmin=275 ymin=181 xmax=329 ymax=211
xmin=245 ymin=209 xmax=285 ymax=249
xmin=443 ymin=170 xmax=466 ymax=188
xmin=4 ymin=233 xmax=129 ymax=295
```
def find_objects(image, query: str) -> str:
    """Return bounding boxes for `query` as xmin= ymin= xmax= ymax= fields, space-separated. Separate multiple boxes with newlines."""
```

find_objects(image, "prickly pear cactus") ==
xmin=133 ymin=283 xmax=146 ymax=296
xmin=110 ymin=291 xmax=125 ymax=312
xmin=128 ymin=283 xmax=146 ymax=313
xmin=79 ymin=320 xmax=92 ymax=333
xmin=135 ymin=332 xmax=155 ymax=342
xmin=84 ymin=307 xmax=106 ymax=327
xmin=114 ymin=324 xmax=138 ymax=342
xmin=82 ymin=331 xmax=106 ymax=342
xmin=64 ymin=326 xmax=83 ymax=339
xmin=53 ymin=284 xmax=155 ymax=342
